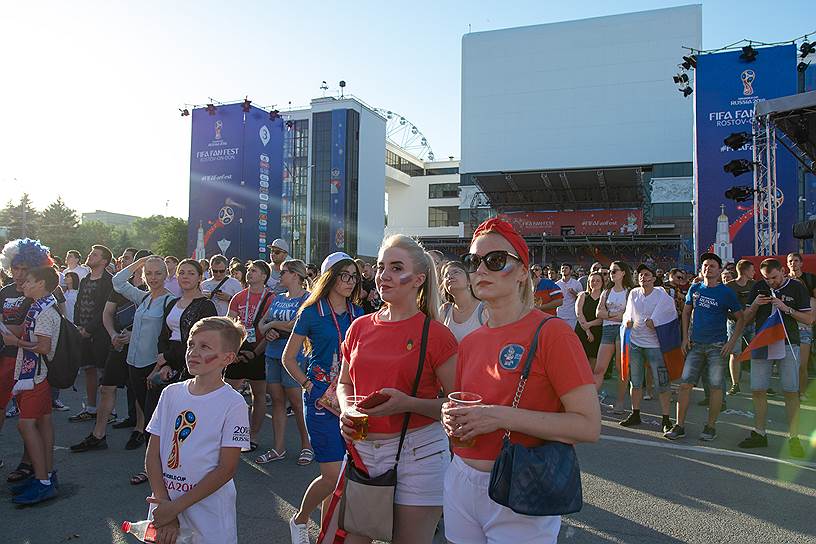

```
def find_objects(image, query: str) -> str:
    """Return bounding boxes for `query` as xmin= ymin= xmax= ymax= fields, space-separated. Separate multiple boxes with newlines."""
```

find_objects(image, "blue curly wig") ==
xmin=0 ymin=238 xmax=53 ymax=273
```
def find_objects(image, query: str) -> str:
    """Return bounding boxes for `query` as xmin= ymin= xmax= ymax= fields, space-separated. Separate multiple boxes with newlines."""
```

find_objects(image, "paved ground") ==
xmin=1 ymin=376 xmax=815 ymax=544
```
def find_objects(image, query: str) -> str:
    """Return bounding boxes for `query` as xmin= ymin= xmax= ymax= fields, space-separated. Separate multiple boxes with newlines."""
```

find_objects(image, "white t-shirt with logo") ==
xmin=627 ymin=288 xmax=661 ymax=349
xmin=200 ymin=277 xmax=243 ymax=316
xmin=146 ymin=381 xmax=250 ymax=544
xmin=555 ymin=278 xmax=583 ymax=321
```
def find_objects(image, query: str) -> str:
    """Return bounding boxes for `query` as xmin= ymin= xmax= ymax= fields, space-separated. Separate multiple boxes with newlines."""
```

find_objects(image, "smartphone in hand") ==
xmin=358 ymin=391 xmax=390 ymax=409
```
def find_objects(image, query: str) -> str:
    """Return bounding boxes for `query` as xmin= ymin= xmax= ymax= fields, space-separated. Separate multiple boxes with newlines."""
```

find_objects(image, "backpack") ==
xmin=44 ymin=309 xmax=83 ymax=389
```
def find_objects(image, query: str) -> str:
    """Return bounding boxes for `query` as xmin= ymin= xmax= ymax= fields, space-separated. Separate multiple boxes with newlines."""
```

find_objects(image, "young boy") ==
xmin=2 ymin=266 xmax=62 ymax=504
xmin=145 ymin=317 xmax=250 ymax=543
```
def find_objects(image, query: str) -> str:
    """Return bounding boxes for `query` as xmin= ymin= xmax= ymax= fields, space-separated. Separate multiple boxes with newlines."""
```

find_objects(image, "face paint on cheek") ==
xmin=398 ymin=273 xmax=413 ymax=285
xmin=200 ymin=353 xmax=220 ymax=365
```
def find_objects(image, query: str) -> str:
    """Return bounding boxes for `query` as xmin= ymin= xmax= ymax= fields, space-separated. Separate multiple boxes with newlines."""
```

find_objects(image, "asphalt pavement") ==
xmin=1 ymin=377 xmax=815 ymax=544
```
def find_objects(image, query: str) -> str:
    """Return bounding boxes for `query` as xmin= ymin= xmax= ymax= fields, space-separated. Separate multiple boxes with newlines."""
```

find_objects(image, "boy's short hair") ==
xmin=760 ymin=258 xmax=783 ymax=272
xmin=189 ymin=316 xmax=247 ymax=354
xmin=736 ymin=259 xmax=754 ymax=273
xmin=28 ymin=266 xmax=59 ymax=291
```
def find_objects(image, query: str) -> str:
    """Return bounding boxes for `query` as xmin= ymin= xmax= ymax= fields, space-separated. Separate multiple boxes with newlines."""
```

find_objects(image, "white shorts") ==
xmin=353 ymin=422 xmax=450 ymax=506
xmin=443 ymin=455 xmax=560 ymax=544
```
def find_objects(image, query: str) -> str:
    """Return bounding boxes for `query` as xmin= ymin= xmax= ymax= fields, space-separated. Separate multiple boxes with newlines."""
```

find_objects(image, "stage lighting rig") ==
xmin=724 ymin=186 xmax=754 ymax=202
xmin=723 ymin=159 xmax=755 ymax=177
xmin=723 ymin=132 xmax=751 ymax=150
xmin=673 ymin=73 xmax=689 ymax=84
xmin=682 ymin=55 xmax=697 ymax=70
xmin=179 ymin=108 xmax=190 ymax=117
xmin=801 ymin=41 xmax=815 ymax=59
xmin=206 ymin=104 xmax=217 ymax=116
xmin=740 ymin=45 xmax=758 ymax=62
xmin=242 ymin=98 xmax=252 ymax=112
xmin=679 ymin=86 xmax=693 ymax=97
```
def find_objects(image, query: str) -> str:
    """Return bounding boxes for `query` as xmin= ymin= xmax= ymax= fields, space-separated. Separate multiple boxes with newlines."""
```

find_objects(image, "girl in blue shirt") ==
xmin=256 ymin=260 xmax=312 ymax=465
xmin=282 ymin=252 xmax=363 ymax=541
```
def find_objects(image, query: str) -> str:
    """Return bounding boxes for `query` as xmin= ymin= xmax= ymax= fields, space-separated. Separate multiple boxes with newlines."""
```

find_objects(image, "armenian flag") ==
xmin=738 ymin=307 xmax=786 ymax=362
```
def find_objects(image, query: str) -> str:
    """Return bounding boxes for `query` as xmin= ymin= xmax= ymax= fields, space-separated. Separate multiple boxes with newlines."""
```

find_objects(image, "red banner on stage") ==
xmin=499 ymin=209 xmax=643 ymax=236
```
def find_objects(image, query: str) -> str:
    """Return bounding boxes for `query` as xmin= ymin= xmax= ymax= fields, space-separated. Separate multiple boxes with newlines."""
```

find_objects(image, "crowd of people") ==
xmin=0 ymin=225 xmax=813 ymax=543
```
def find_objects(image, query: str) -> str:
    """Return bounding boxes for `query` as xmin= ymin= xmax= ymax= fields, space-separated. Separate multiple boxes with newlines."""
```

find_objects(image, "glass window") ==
xmin=429 ymin=183 xmax=459 ymax=199
xmin=428 ymin=206 xmax=460 ymax=228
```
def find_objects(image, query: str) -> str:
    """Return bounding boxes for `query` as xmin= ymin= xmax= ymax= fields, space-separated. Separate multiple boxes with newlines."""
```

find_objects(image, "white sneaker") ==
xmin=52 ymin=400 xmax=70 ymax=412
xmin=289 ymin=515 xmax=309 ymax=544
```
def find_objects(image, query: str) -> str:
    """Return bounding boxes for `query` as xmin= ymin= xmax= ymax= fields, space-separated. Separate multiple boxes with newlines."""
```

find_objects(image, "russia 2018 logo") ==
xmin=499 ymin=344 xmax=525 ymax=370
xmin=741 ymin=70 xmax=755 ymax=96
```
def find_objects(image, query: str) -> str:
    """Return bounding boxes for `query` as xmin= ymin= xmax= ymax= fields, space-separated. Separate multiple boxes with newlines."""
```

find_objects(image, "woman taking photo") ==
xmin=225 ymin=260 xmax=274 ymax=452
xmin=150 ymin=258 xmax=217 ymax=412
xmin=336 ymin=235 xmax=459 ymax=543
xmin=282 ymin=253 xmax=363 ymax=543
xmin=593 ymin=261 xmax=635 ymax=413
xmin=575 ymin=271 xmax=604 ymax=370
xmin=441 ymin=218 xmax=599 ymax=544
xmin=256 ymin=259 xmax=313 ymax=466
xmin=112 ymin=255 xmax=174 ymax=485
xmin=440 ymin=260 xmax=487 ymax=342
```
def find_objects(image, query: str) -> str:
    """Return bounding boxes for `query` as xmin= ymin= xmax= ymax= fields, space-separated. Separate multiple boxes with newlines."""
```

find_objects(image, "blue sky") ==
xmin=0 ymin=1 xmax=812 ymax=218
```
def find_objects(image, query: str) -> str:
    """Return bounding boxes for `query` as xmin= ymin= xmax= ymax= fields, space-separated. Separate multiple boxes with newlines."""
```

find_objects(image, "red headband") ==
xmin=471 ymin=218 xmax=530 ymax=267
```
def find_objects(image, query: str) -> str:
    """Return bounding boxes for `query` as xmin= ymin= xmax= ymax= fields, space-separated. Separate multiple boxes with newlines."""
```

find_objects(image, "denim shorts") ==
xmin=628 ymin=344 xmax=670 ymax=392
xmin=799 ymin=326 xmax=812 ymax=346
xmin=265 ymin=356 xmax=303 ymax=389
xmin=600 ymin=324 xmax=621 ymax=345
xmin=681 ymin=343 xmax=726 ymax=389
xmin=727 ymin=321 xmax=755 ymax=355
xmin=751 ymin=345 xmax=800 ymax=393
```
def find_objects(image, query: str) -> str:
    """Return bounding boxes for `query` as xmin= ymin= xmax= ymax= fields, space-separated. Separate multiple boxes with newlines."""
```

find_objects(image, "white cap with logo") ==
xmin=268 ymin=238 xmax=289 ymax=254
xmin=321 ymin=252 xmax=353 ymax=274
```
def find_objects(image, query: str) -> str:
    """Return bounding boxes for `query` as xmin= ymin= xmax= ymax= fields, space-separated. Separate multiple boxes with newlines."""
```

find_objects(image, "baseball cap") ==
xmin=636 ymin=263 xmax=656 ymax=276
xmin=321 ymin=252 xmax=353 ymax=274
xmin=268 ymin=238 xmax=289 ymax=253
xmin=699 ymin=252 xmax=723 ymax=267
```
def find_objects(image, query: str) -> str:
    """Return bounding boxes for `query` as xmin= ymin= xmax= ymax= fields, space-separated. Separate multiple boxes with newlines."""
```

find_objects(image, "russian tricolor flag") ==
xmin=738 ymin=308 xmax=786 ymax=362
xmin=620 ymin=288 xmax=684 ymax=381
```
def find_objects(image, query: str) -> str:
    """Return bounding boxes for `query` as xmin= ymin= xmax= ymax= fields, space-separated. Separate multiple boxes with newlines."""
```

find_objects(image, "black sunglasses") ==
xmin=462 ymin=251 xmax=522 ymax=273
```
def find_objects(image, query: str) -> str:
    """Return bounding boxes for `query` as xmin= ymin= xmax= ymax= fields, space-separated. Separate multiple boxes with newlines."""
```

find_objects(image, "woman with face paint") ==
xmin=282 ymin=252 xmax=364 ymax=543
xmin=440 ymin=260 xmax=488 ymax=342
xmin=440 ymin=218 xmax=599 ymax=544
xmin=333 ymin=235 xmax=458 ymax=544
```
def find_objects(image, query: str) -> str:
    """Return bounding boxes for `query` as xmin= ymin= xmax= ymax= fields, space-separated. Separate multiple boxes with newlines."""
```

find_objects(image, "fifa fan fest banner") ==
xmin=187 ymin=104 xmax=283 ymax=260
xmin=498 ymin=209 xmax=643 ymax=236
xmin=329 ymin=109 xmax=347 ymax=252
xmin=694 ymin=44 xmax=797 ymax=260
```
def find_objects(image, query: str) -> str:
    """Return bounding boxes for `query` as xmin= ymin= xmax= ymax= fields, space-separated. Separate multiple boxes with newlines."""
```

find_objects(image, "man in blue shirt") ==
xmin=665 ymin=252 xmax=743 ymax=442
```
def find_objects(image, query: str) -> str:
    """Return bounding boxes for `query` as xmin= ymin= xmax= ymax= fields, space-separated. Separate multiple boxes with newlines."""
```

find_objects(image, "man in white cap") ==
xmin=266 ymin=238 xmax=290 ymax=293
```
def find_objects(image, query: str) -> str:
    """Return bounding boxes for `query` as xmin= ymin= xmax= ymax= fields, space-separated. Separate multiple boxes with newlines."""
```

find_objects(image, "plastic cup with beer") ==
xmin=447 ymin=391 xmax=483 ymax=448
xmin=345 ymin=395 xmax=369 ymax=441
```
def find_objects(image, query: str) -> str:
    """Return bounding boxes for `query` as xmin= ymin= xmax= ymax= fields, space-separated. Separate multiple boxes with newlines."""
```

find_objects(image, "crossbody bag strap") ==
xmin=394 ymin=315 xmax=431 ymax=466
xmin=505 ymin=316 xmax=554 ymax=441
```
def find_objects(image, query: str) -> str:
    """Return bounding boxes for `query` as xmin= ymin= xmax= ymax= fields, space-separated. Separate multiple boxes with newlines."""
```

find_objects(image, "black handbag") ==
xmin=488 ymin=316 xmax=584 ymax=516
xmin=338 ymin=315 xmax=431 ymax=540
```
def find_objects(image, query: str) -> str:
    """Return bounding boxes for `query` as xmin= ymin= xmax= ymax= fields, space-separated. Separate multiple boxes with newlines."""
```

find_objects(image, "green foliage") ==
xmin=0 ymin=196 xmax=187 ymax=260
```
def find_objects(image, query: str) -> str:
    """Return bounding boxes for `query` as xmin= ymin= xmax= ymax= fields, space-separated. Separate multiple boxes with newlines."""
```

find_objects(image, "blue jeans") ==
xmin=265 ymin=356 xmax=303 ymax=389
xmin=628 ymin=344 xmax=670 ymax=392
xmin=727 ymin=321 xmax=755 ymax=355
xmin=751 ymin=345 xmax=800 ymax=393
xmin=682 ymin=343 xmax=726 ymax=389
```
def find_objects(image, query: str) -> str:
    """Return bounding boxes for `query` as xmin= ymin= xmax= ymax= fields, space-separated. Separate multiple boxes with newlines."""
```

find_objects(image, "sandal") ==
xmin=255 ymin=448 xmax=286 ymax=464
xmin=7 ymin=462 xmax=34 ymax=483
xmin=130 ymin=470 xmax=149 ymax=486
xmin=297 ymin=449 xmax=314 ymax=466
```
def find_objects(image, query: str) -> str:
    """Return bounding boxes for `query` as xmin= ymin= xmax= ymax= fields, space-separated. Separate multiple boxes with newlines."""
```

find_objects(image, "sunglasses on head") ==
xmin=461 ymin=251 xmax=522 ymax=273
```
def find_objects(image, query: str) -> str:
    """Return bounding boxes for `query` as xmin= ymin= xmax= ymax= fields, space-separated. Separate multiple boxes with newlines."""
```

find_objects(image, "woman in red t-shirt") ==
xmin=441 ymin=218 xmax=600 ymax=544
xmin=338 ymin=235 xmax=458 ymax=544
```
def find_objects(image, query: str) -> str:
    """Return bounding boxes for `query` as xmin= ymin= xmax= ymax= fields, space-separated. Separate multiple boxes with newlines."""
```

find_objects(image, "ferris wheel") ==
xmin=374 ymin=108 xmax=435 ymax=161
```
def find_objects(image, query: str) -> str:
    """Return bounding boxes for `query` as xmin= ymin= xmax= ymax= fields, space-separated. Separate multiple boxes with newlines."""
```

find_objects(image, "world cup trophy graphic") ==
xmin=214 ymin=120 xmax=223 ymax=140
xmin=168 ymin=410 xmax=197 ymax=469
xmin=741 ymin=70 xmax=755 ymax=96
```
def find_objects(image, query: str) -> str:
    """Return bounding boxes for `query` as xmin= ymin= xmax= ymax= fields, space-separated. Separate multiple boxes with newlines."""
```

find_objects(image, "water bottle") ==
xmin=121 ymin=520 xmax=196 ymax=543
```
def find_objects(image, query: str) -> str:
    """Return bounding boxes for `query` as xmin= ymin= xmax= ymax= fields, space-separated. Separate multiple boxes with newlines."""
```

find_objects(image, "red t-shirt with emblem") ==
xmin=342 ymin=311 xmax=458 ymax=434
xmin=455 ymin=309 xmax=594 ymax=460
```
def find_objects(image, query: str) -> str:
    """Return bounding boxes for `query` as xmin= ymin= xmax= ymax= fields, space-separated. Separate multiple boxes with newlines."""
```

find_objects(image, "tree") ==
xmin=39 ymin=197 xmax=80 ymax=257
xmin=155 ymin=217 xmax=189 ymax=258
xmin=74 ymin=221 xmax=120 ymax=255
xmin=0 ymin=194 xmax=40 ymax=242
xmin=131 ymin=215 xmax=168 ymax=251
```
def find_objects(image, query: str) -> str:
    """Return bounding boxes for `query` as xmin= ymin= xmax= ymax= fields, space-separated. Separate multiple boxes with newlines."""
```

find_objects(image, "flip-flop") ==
xmin=297 ymin=449 xmax=314 ymax=466
xmin=130 ymin=470 xmax=148 ymax=485
xmin=255 ymin=449 xmax=286 ymax=464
